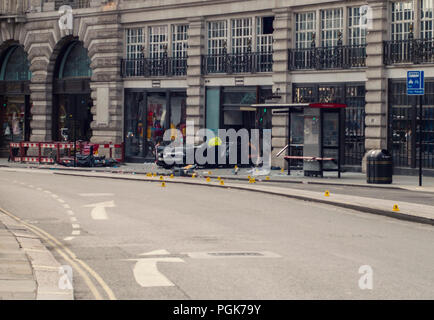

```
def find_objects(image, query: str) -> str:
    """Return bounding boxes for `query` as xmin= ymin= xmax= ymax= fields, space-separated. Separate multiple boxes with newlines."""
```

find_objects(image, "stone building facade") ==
xmin=1 ymin=0 xmax=433 ymax=173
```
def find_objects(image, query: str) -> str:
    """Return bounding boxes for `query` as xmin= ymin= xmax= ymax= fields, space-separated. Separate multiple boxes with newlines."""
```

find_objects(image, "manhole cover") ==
xmin=208 ymin=252 xmax=263 ymax=257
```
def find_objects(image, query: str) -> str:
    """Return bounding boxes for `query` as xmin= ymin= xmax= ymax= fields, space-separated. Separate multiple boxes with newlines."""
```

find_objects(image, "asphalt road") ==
xmin=0 ymin=168 xmax=433 ymax=299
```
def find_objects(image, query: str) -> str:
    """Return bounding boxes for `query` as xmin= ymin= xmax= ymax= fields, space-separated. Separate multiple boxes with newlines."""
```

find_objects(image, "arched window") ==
xmin=0 ymin=46 xmax=31 ymax=81
xmin=57 ymin=42 xmax=92 ymax=79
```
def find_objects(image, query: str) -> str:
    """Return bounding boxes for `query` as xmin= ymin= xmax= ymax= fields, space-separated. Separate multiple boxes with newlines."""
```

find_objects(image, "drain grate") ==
xmin=208 ymin=252 xmax=263 ymax=257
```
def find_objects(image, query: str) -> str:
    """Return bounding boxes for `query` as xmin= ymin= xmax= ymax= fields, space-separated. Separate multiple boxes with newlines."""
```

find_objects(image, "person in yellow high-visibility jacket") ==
xmin=207 ymin=136 xmax=223 ymax=167
xmin=207 ymin=136 xmax=222 ymax=147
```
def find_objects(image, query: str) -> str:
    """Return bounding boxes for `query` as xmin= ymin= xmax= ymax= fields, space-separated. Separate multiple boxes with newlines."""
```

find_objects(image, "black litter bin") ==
xmin=366 ymin=149 xmax=393 ymax=184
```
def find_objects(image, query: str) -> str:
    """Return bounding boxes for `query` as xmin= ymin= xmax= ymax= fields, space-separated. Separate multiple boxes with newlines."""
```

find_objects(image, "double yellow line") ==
xmin=0 ymin=207 xmax=116 ymax=300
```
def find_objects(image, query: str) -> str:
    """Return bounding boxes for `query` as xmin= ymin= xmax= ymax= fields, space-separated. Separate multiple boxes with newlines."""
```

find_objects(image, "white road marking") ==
xmin=67 ymin=210 xmax=74 ymax=216
xmin=71 ymin=230 xmax=81 ymax=236
xmin=63 ymin=237 xmax=75 ymax=241
xmin=36 ymin=187 xmax=42 ymax=191
xmin=28 ymin=185 xmax=34 ymax=188
xmin=63 ymin=204 xmax=71 ymax=209
xmin=70 ymin=217 xmax=77 ymax=222
xmin=79 ymin=193 xmax=115 ymax=197
xmin=126 ymin=250 xmax=184 ymax=287
xmin=57 ymin=198 xmax=65 ymax=203
xmin=44 ymin=190 xmax=51 ymax=194
xmin=72 ymin=224 xmax=80 ymax=229
xmin=84 ymin=200 xmax=115 ymax=220
xmin=51 ymin=194 xmax=58 ymax=199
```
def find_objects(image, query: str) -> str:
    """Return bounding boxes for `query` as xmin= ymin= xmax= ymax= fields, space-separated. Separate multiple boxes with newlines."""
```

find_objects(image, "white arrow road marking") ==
xmin=84 ymin=201 xmax=115 ymax=220
xmin=125 ymin=250 xmax=185 ymax=287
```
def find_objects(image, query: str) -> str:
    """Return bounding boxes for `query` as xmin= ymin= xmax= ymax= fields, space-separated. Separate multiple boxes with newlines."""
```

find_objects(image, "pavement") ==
xmin=0 ymin=169 xmax=433 ymax=299
xmin=1 ymin=158 xmax=434 ymax=193
xmin=0 ymin=210 xmax=73 ymax=300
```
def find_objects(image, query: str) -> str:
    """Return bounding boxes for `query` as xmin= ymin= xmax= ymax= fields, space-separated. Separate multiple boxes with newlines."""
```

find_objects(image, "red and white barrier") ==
xmin=9 ymin=141 xmax=125 ymax=164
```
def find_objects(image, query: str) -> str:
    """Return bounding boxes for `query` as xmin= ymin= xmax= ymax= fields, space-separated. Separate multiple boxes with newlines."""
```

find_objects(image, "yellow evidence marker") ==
xmin=220 ymin=180 xmax=225 ymax=186
xmin=393 ymin=204 xmax=400 ymax=212
xmin=160 ymin=176 xmax=164 ymax=181
xmin=161 ymin=182 xmax=166 ymax=188
xmin=324 ymin=190 xmax=330 ymax=197
xmin=170 ymin=174 xmax=174 ymax=179
xmin=206 ymin=177 xmax=211 ymax=182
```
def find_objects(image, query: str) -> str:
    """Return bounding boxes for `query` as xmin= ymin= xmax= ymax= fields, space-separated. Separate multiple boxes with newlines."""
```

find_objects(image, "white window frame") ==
xmin=321 ymin=8 xmax=344 ymax=47
xmin=256 ymin=16 xmax=273 ymax=53
xmin=295 ymin=11 xmax=316 ymax=49
xmin=171 ymin=24 xmax=189 ymax=58
xmin=149 ymin=25 xmax=169 ymax=59
xmin=421 ymin=0 xmax=434 ymax=38
xmin=126 ymin=28 xmax=145 ymax=59
xmin=231 ymin=18 xmax=253 ymax=54
xmin=207 ymin=20 xmax=228 ymax=54
xmin=348 ymin=6 xmax=367 ymax=45
xmin=207 ymin=16 xmax=274 ymax=54
xmin=391 ymin=1 xmax=415 ymax=40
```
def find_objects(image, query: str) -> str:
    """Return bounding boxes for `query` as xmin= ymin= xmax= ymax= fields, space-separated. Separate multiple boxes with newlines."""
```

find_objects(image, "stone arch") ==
xmin=17 ymin=12 xmax=124 ymax=143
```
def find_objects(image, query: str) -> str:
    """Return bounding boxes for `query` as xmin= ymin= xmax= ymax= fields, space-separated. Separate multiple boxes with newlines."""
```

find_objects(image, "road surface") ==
xmin=0 ymin=168 xmax=433 ymax=299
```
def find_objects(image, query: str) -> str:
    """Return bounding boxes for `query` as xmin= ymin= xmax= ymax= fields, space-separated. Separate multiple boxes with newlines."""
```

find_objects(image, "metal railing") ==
xmin=288 ymin=44 xmax=366 ymax=70
xmin=202 ymin=51 xmax=273 ymax=75
xmin=55 ymin=0 xmax=90 ymax=10
xmin=384 ymin=38 xmax=434 ymax=65
xmin=121 ymin=57 xmax=187 ymax=77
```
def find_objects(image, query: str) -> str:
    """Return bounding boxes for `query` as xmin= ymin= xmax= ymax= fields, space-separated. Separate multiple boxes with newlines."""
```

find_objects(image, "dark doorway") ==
xmin=52 ymin=40 xmax=92 ymax=142
xmin=54 ymin=94 xmax=92 ymax=141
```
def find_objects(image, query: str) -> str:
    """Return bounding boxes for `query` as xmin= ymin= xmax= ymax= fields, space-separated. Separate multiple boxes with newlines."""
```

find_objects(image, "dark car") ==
xmin=155 ymin=140 xmax=248 ymax=169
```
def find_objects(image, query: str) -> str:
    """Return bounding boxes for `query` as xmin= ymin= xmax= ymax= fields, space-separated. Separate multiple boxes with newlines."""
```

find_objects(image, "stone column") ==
xmin=186 ymin=16 xmax=205 ymax=143
xmin=25 ymin=21 xmax=58 ymax=142
xmin=271 ymin=8 xmax=292 ymax=169
xmin=82 ymin=13 xmax=124 ymax=145
xmin=364 ymin=0 xmax=388 ymax=171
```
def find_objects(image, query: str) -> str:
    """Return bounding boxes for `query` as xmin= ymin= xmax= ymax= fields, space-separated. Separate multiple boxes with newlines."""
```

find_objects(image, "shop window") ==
xmin=0 ymin=46 xmax=31 ymax=81
xmin=58 ymin=42 xmax=92 ymax=79
xmin=223 ymin=91 xmax=257 ymax=105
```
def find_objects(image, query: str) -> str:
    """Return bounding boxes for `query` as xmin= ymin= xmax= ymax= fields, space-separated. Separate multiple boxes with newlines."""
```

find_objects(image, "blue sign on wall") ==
xmin=407 ymin=71 xmax=424 ymax=95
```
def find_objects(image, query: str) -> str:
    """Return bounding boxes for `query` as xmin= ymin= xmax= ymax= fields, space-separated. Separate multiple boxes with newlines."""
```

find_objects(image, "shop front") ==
xmin=52 ymin=40 xmax=93 ymax=142
xmin=124 ymin=89 xmax=187 ymax=162
xmin=205 ymin=86 xmax=273 ymax=133
xmin=389 ymin=79 xmax=434 ymax=172
xmin=0 ymin=45 xmax=32 ymax=157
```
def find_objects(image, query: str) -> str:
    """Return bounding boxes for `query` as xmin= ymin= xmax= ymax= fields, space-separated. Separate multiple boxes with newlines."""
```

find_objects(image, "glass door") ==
xmin=322 ymin=111 xmax=340 ymax=170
